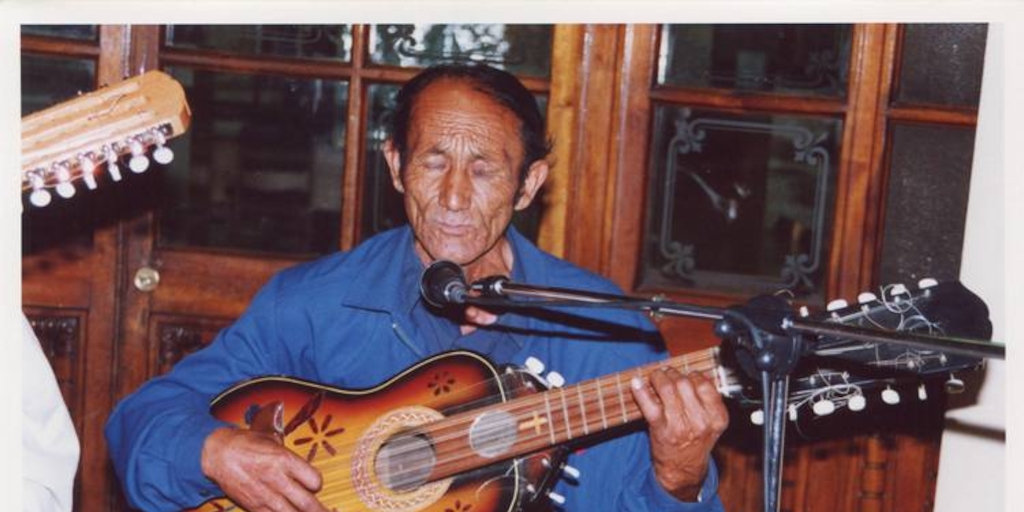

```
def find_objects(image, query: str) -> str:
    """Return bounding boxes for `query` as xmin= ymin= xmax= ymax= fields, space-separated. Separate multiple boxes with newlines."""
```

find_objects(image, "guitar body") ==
xmin=187 ymin=351 xmax=560 ymax=512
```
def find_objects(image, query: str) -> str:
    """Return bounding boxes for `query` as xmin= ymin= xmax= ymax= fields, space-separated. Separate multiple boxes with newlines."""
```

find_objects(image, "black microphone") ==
xmin=420 ymin=260 xmax=469 ymax=308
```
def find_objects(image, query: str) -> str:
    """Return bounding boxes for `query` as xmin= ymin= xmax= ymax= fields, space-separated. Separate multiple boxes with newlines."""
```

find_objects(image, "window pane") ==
xmin=658 ymin=24 xmax=852 ymax=97
xmin=22 ymin=24 xmax=98 ymax=41
xmin=21 ymin=54 xmax=98 ymax=253
xmin=895 ymin=24 xmax=987 ymax=108
xmin=640 ymin=105 xmax=842 ymax=299
xmin=878 ymin=123 xmax=976 ymax=285
xmin=359 ymin=84 xmax=545 ymax=243
xmin=369 ymin=24 xmax=553 ymax=77
xmin=159 ymin=67 xmax=347 ymax=256
xmin=21 ymin=53 xmax=96 ymax=116
xmin=165 ymin=25 xmax=353 ymax=62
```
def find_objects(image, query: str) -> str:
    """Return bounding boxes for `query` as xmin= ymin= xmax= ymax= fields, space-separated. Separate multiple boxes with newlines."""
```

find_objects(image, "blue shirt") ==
xmin=105 ymin=226 xmax=724 ymax=512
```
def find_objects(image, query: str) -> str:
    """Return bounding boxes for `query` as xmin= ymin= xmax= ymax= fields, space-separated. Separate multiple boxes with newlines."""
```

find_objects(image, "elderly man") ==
xmin=106 ymin=63 xmax=729 ymax=512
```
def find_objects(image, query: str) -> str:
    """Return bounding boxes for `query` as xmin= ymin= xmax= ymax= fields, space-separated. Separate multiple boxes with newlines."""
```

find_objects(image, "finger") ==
xmin=692 ymin=373 xmax=730 ymax=431
xmin=465 ymin=306 xmax=498 ymax=326
xmin=630 ymin=374 xmax=664 ymax=425
xmin=285 ymin=455 xmax=323 ymax=493
xmin=649 ymin=368 xmax=687 ymax=425
xmin=277 ymin=477 xmax=329 ymax=512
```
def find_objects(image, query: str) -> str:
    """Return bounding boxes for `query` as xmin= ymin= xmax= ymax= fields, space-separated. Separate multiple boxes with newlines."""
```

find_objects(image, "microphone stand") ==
xmin=463 ymin=276 xmax=1004 ymax=512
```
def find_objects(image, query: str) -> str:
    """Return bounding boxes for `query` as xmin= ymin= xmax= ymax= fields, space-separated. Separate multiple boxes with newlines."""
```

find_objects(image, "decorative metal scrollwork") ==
xmin=158 ymin=323 xmax=209 ymax=368
xmin=381 ymin=24 xmax=524 ymax=66
xmin=658 ymin=108 xmax=832 ymax=290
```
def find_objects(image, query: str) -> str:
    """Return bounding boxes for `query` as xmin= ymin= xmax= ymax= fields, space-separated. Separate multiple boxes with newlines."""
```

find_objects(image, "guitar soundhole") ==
xmin=375 ymin=432 xmax=437 ymax=492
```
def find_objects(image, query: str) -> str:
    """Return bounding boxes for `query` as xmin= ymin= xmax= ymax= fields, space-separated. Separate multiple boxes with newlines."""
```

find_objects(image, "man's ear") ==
xmin=383 ymin=139 xmax=405 ymax=194
xmin=514 ymin=160 xmax=549 ymax=211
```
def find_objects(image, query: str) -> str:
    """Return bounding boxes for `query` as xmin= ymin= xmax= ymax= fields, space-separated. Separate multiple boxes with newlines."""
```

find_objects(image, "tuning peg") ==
xmin=547 ymin=490 xmax=566 ymax=505
xmin=54 ymin=164 xmax=76 ymax=199
xmin=918 ymin=383 xmax=928 ymax=401
xmin=812 ymin=399 xmax=836 ymax=416
xmin=129 ymin=139 xmax=150 ymax=173
xmin=798 ymin=306 xmax=809 ymax=317
xmin=857 ymin=292 xmax=878 ymax=304
xmin=847 ymin=394 xmax=866 ymax=412
xmin=78 ymin=155 xmax=98 ymax=190
xmin=881 ymin=386 xmax=900 ymax=405
xmin=890 ymin=283 xmax=908 ymax=296
xmin=918 ymin=278 xmax=939 ymax=289
xmin=945 ymin=374 xmax=966 ymax=394
xmin=788 ymin=404 xmax=798 ymax=421
xmin=541 ymin=457 xmax=581 ymax=481
xmin=524 ymin=357 xmax=545 ymax=376
xmin=152 ymin=130 xmax=174 ymax=164
xmin=750 ymin=409 xmax=765 ymax=425
xmin=27 ymin=171 xmax=52 ymax=207
xmin=103 ymin=146 xmax=123 ymax=182
xmin=826 ymin=299 xmax=848 ymax=312
xmin=546 ymin=371 xmax=565 ymax=388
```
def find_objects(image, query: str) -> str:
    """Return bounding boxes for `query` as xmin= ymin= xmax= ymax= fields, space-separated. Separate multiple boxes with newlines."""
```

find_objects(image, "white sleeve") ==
xmin=22 ymin=314 xmax=80 ymax=512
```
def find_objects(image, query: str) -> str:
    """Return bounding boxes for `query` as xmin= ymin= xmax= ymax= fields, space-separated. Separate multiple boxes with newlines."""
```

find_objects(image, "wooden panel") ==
xmin=538 ymin=25 xmax=585 ymax=258
xmin=562 ymin=25 xmax=623 ymax=274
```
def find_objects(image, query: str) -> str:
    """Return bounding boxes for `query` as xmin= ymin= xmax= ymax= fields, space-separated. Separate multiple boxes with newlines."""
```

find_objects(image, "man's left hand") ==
xmin=631 ymin=367 xmax=729 ymax=501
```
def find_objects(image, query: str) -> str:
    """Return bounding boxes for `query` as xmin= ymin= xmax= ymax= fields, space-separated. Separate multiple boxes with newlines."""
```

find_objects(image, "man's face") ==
xmin=385 ymin=79 xmax=547 ymax=266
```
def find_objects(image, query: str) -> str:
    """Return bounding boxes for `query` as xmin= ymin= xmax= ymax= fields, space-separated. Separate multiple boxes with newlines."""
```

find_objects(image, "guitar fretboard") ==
xmin=422 ymin=347 xmax=727 ymax=481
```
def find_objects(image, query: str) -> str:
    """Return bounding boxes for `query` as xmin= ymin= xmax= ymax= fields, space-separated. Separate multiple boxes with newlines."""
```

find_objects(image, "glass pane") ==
xmin=878 ymin=123 xmax=976 ymax=285
xmin=369 ymin=24 xmax=554 ymax=77
xmin=165 ymin=25 xmax=352 ymax=62
xmin=895 ymin=24 xmax=987 ymax=108
xmin=160 ymin=67 xmax=348 ymax=256
xmin=640 ymin=105 xmax=842 ymax=299
xmin=21 ymin=53 xmax=96 ymax=116
xmin=658 ymin=24 xmax=852 ymax=97
xmin=22 ymin=24 xmax=98 ymax=41
xmin=360 ymin=84 xmax=545 ymax=243
xmin=21 ymin=54 xmax=98 ymax=253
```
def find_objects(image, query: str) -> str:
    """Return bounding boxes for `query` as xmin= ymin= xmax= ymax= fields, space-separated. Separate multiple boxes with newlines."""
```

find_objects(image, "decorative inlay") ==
xmin=428 ymin=371 xmax=456 ymax=396
xmin=351 ymin=406 xmax=451 ymax=511
xmin=28 ymin=314 xmax=79 ymax=359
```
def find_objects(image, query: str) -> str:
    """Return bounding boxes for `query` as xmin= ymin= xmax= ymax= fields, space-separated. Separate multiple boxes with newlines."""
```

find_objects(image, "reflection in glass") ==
xmin=359 ymin=84 xmax=546 ymax=243
xmin=658 ymin=24 xmax=852 ymax=97
xmin=21 ymin=54 xmax=98 ymax=253
xmin=895 ymin=24 xmax=987 ymax=108
xmin=160 ymin=67 xmax=348 ymax=256
xmin=879 ymin=123 xmax=976 ymax=285
xmin=369 ymin=24 xmax=553 ymax=77
xmin=22 ymin=25 xmax=98 ymax=41
xmin=165 ymin=25 xmax=353 ymax=62
xmin=641 ymin=106 xmax=841 ymax=299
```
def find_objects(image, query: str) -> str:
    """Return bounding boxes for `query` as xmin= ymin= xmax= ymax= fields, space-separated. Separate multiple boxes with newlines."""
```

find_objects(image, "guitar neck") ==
xmin=423 ymin=347 xmax=727 ymax=481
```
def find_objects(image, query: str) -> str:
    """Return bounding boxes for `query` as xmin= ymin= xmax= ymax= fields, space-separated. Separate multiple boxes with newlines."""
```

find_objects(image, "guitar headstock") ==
xmin=21 ymin=70 xmax=191 ymax=208
xmin=729 ymin=278 xmax=993 ymax=424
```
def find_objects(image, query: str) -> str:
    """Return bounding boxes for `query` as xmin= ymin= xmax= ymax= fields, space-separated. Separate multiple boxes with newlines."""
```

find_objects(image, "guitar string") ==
xmin=307 ymin=355 xmax=722 ymax=507
xmin=316 ymin=366 xmax=721 ymax=510
xmin=307 ymin=352 xmax=720 ymax=476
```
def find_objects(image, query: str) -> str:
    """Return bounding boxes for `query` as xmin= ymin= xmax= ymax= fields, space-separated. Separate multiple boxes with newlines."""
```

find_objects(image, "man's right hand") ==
xmin=201 ymin=427 xmax=329 ymax=512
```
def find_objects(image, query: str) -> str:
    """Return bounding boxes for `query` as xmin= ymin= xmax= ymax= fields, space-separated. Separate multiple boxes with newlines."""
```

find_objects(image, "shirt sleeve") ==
xmin=104 ymin=276 xmax=297 ymax=511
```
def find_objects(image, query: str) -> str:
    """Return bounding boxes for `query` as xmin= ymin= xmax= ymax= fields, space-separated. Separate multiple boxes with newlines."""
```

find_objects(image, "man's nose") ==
xmin=439 ymin=167 xmax=471 ymax=211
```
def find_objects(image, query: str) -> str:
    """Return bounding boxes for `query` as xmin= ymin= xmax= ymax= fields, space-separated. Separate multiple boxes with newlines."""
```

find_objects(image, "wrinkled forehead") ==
xmin=407 ymin=79 xmax=525 ymax=152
